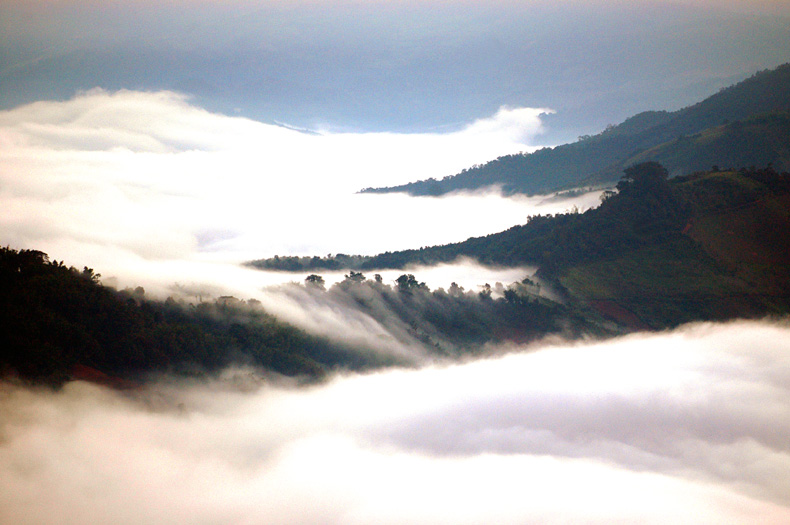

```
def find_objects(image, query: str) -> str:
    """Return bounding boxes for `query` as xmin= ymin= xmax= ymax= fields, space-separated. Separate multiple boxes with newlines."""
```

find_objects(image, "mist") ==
xmin=2 ymin=320 xmax=790 ymax=523
xmin=0 ymin=89 xmax=602 ymax=355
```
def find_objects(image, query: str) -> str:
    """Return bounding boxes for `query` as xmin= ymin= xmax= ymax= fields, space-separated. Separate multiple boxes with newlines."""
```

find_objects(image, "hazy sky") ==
xmin=2 ymin=0 xmax=789 ymax=143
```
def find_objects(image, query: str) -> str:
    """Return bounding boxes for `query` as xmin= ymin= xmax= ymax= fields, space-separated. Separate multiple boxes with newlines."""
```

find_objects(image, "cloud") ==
xmin=462 ymin=106 xmax=553 ymax=144
xmin=0 ymin=89 xmax=591 ymax=289
xmin=0 ymin=89 xmax=600 ymax=352
xmin=2 ymin=320 xmax=790 ymax=523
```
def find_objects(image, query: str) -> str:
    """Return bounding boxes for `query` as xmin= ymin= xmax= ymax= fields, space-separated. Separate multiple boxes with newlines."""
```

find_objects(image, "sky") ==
xmin=2 ymin=0 xmax=789 ymax=143
xmin=2 ymin=1 xmax=790 ymax=522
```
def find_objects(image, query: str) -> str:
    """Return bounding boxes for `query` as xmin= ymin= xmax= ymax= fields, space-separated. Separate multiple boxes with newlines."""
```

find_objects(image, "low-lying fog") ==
xmin=0 ymin=89 xmax=594 ymax=339
xmin=0 ymin=89 xmax=581 ymax=269
xmin=3 ymin=91 xmax=789 ymax=522
xmin=2 ymin=321 xmax=790 ymax=524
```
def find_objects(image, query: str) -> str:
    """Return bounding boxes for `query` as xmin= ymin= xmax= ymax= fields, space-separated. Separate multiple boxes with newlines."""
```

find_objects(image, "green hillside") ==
xmin=361 ymin=64 xmax=790 ymax=196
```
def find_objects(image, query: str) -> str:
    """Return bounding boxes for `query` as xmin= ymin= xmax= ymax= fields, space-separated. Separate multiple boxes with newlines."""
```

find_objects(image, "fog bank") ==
xmin=2 ymin=320 xmax=790 ymax=523
xmin=0 ymin=90 xmax=597 ymax=279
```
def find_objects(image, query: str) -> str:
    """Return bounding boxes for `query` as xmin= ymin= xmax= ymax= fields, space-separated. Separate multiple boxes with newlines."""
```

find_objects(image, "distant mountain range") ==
xmin=361 ymin=63 xmax=790 ymax=196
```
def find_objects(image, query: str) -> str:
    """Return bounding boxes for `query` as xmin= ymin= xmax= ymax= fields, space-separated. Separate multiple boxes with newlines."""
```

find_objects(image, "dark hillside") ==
xmin=586 ymin=112 xmax=790 ymax=184
xmin=517 ymin=165 xmax=790 ymax=327
xmin=0 ymin=249 xmax=391 ymax=385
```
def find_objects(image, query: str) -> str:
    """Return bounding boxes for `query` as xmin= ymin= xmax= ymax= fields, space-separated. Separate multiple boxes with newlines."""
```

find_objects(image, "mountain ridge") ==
xmin=360 ymin=63 xmax=790 ymax=196
xmin=256 ymin=163 xmax=790 ymax=329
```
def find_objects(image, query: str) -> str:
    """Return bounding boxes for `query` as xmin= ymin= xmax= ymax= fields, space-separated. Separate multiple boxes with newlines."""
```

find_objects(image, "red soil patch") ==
xmin=588 ymin=299 xmax=652 ymax=331
xmin=70 ymin=364 xmax=139 ymax=390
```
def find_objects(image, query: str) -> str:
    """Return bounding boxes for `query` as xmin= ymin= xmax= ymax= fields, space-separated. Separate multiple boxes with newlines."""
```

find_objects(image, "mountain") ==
xmin=0 ymin=248 xmax=599 ymax=386
xmin=256 ymin=163 xmax=790 ymax=329
xmin=361 ymin=64 xmax=790 ymax=196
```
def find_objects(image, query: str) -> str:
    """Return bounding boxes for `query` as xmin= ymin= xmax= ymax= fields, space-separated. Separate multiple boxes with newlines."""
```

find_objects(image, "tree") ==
xmin=305 ymin=274 xmax=326 ymax=291
xmin=344 ymin=271 xmax=366 ymax=284
xmin=80 ymin=266 xmax=101 ymax=283
xmin=396 ymin=274 xmax=427 ymax=293
xmin=448 ymin=282 xmax=464 ymax=297
xmin=616 ymin=161 xmax=669 ymax=193
xmin=599 ymin=189 xmax=617 ymax=203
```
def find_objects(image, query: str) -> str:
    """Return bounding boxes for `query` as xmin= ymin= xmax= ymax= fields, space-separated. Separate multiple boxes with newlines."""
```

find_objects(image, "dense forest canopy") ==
xmin=0 ymin=246 xmax=599 ymax=386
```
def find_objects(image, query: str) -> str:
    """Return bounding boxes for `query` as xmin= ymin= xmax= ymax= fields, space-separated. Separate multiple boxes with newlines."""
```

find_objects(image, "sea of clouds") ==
xmin=2 ymin=320 xmax=790 ymax=523
xmin=0 ymin=89 xmax=598 ymax=337
xmin=0 ymin=89 xmax=594 ymax=276
xmin=3 ymin=90 xmax=789 ymax=523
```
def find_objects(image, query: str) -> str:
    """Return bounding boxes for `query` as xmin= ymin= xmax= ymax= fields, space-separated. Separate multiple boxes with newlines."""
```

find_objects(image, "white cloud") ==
xmin=2 ymin=320 xmax=790 ymax=523
xmin=0 ymin=89 xmax=602 ymax=350
xmin=0 ymin=89 xmax=591 ymax=296
xmin=462 ymin=105 xmax=553 ymax=144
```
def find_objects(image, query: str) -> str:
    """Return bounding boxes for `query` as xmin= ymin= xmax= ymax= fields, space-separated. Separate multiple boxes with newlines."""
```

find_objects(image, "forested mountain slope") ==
xmin=0 ymin=250 xmax=390 ymax=385
xmin=361 ymin=64 xmax=790 ymax=196
xmin=0 ymin=248 xmax=601 ymax=386
xmin=257 ymin=163 xmax=790 ymax=329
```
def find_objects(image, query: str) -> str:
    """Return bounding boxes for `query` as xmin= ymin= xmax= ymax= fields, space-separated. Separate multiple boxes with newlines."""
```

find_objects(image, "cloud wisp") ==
xmin=2 ymin=320 xmax=790 ymax=524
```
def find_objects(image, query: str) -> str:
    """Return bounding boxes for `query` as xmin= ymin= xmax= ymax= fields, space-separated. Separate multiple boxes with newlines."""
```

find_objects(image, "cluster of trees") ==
xmin=0 ymin=244 xmax=603 ymax=387
xmin=249 ymin=253 xmax=370 ymax=272
xmin=0 ymin=247 xmax=600 ymax=387
xmin=0 ymin=248 xmax=388 ymax=385
xmin=291 ymin=270 xmax=596 ymax=355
